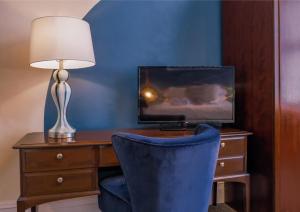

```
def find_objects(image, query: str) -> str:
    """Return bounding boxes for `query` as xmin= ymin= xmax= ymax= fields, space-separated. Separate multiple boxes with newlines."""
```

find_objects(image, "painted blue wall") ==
xmin=44 ymin=0 xmax=221 ymax=131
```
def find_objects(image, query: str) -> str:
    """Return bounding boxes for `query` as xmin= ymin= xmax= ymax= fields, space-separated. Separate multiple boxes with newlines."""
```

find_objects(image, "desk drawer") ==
xmin=219 ymin=137 xmax=246 ymax=157
xmin=23 ymin=168 xmax=97 ymax=196
xmin=215 ymin=157 xmax=244 ymax=177
xmin=99 ymin=146 xmax=119 ymax=167
xmin=23 ymin=147 xmax=97 ymax=172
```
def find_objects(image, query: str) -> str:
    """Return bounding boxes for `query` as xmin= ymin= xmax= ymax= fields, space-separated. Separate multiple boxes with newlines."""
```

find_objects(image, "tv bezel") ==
xmin=137 ymin=66 xmax=235 ymax=124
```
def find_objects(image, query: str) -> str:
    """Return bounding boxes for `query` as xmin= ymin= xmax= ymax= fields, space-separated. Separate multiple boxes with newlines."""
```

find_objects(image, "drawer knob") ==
xmin=57 ymin=177 xmax=64 ymax=184
xmin=56 ymin=153 xmax=64 ymax=160
xmin=219 ymin=162 xmax=225 ymax=167
xmin=221 ymin=142 xmax=226 ymax=148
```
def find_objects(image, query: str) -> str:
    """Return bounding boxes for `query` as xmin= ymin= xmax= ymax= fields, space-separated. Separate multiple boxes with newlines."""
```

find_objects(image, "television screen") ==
xmin=138 ymin=66 xmax=235 ymax=123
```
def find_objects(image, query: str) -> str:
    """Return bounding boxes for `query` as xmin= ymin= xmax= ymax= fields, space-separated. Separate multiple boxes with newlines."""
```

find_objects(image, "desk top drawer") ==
xmin=23 ymin=168 xmax=97 ymax=196
xmin=22 ymin=147 xmax=97 ymax=172
xmin=215 ymin=157 xmax=244 ymax=177
xmin=99 ymin=146 xmax=119 ymax=167
xmin=219 ymin=137 xmax=246 ymax=158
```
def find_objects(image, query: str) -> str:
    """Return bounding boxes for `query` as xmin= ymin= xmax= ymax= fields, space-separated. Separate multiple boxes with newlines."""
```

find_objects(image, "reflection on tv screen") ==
xmin=138 ymin=67 xmax=234 ymax=123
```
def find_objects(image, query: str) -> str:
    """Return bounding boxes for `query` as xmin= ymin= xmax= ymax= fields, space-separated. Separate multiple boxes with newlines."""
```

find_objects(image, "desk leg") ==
xmin=31 ymin=206 xmax=38 ymax=212
xmin=222 ymin=175 xmax=250 ymax=212
xmin=212 ymin=182 xmax=218 ymax=206
xmin=17 ymin=200 xmax=26 ymax=212
xmin=244 ymin=176 xmax=250 ymax=212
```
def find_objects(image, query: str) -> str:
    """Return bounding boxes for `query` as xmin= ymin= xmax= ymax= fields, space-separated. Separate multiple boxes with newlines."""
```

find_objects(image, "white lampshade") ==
xmin=30 ymin=16 xmax=95 ymax=69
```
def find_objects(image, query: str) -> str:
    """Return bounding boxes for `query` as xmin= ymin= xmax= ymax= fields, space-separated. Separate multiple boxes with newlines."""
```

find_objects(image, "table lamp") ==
xmin=29 ymin=16 xmax=95 ymax=138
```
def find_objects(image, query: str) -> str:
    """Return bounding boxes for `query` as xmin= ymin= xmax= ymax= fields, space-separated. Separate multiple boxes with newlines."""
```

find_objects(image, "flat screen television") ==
xmin=138 ymin=66 xmax=235 ymax=124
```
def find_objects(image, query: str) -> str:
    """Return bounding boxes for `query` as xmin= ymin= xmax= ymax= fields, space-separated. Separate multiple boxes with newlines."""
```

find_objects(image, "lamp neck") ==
xmin=53 ymin=60 xmax=69 ymax=82
xmin=59 ymin=60 xmax=64 ymax=70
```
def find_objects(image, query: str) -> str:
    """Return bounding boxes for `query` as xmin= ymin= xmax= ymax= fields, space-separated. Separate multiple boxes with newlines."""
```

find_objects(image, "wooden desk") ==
xmin=13 ymin=128 xmax=252 ymax=212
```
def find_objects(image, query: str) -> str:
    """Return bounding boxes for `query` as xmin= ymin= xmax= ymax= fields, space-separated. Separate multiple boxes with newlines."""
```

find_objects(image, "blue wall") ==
xmin=44 ymin=0 xmax=221 ymax=131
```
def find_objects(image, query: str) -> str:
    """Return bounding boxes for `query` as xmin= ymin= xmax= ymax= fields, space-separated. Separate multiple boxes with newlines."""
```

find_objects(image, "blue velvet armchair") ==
xmin=99 ymin=124 xmax=220 ymax=212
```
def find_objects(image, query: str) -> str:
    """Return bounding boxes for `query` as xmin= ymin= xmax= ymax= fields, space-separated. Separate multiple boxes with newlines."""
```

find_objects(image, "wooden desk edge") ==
xmin=17 ymin=190 xmax=100 ymax=209
xmin=13 ymin=128 xmax=253 ymax=149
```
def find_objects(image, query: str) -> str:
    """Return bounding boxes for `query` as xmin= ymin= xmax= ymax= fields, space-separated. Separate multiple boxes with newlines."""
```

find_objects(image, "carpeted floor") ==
xmin=209 ymin=204 xmax=237 ymax=212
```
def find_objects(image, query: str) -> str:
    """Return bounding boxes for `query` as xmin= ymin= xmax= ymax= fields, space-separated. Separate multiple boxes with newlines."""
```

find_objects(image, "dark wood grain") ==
xmin=276 ymin=1 xmax=300 ymax=211
xmin=22 ymin=147 xmax=97 ymax=172
xmin=99 ymin=137 xmax=247 ymax=170
xmin=13 ymin=128 xmax=252 ymax=149
xmin=17 ymin=190 xmax=100 ymax=210
xmin=223 ymin=1 xmax=275 ymax=211
xmin=224 ymin=175 xmax=250 ymax=212
xmin=216 ymin=157 xmax=245 ymax=177
xmin=15 ymin=129 xmax=252 ymax=212
xmin=219 ymin=137 xmax=246 ymax=158
xmin=99 ymin=146 xmax=119 ymax=167
xmin=23 ymin=168 xmax=97 ymax=196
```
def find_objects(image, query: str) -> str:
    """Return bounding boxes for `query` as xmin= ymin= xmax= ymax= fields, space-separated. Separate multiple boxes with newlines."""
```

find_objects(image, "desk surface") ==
xmin=13 ymin=128 xmax=252 ymax=149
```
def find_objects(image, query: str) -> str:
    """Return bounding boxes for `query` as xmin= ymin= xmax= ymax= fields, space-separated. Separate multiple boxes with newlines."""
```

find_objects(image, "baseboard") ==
xmin=0 ymin=201 xmax=16 ymax=209
xmin=0 ymin=195 xmax=100 ymax=212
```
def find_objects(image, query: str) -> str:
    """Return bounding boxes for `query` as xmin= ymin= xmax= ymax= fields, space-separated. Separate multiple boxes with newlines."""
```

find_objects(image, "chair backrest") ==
xmin=112 ymin=124 xmax=220 ymax=212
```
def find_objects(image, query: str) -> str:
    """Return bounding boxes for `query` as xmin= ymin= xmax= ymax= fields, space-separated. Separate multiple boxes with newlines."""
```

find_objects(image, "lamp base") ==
xmin=48 ymin=61 xmax=76 ymax=140
xmin=48 ymin=131 xmax=75 ymax=139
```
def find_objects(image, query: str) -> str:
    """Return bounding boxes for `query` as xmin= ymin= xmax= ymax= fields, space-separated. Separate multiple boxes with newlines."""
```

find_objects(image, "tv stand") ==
xmin=159 ymin=122 xmax=224 ymax=131
xmin=205 ymin=122 xmax=223 ymax=129
xmin=159 ymin=122 xmax=196 ymax=131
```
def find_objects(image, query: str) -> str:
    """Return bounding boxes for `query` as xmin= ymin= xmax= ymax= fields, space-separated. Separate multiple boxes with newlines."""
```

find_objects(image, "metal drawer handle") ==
xmin=57 ymin=177 xmax=64 ymax=184
xmin=56 ymin=153 xmax=63 ymax=160
xmin=219 ymin=162 xmax=225 ymax=167
xmin=221 ymin=142 xmax=226 ymax=148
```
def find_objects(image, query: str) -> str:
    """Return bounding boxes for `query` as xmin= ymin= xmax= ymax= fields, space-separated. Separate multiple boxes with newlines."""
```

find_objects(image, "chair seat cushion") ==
xmin=99 ymin=175 xmax=131 ymax=212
